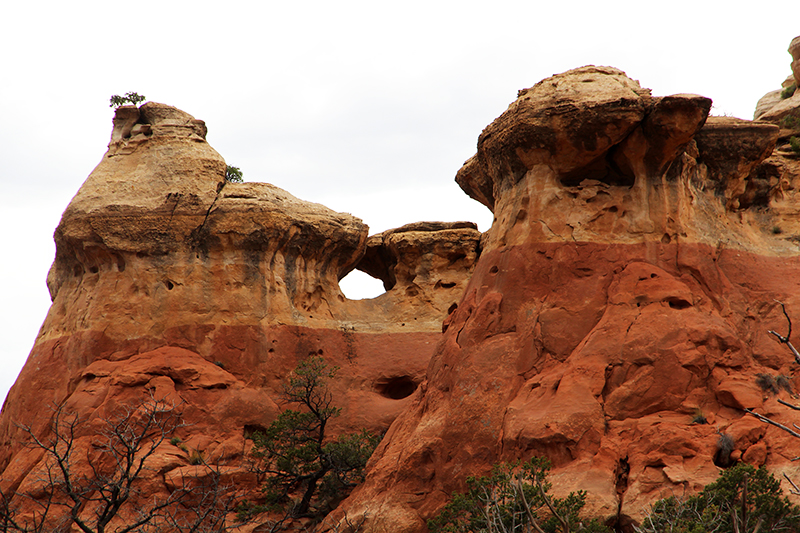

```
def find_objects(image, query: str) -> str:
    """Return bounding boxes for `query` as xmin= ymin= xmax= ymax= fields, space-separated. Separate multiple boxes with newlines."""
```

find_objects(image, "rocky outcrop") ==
xmin=0 ymin=103 xmax=480 ymax=524
xmin=329 ymin=66 xmax=800 ymax=532
xmin=754 ymin=88 xmax=784 ymax=121
xmin=755 ymin=35 xmax=800 ymax=121
xmin=356 ymin=221 xmax=481 ymax=326
xmin=6 ymin=46 xmax=800 ymax=533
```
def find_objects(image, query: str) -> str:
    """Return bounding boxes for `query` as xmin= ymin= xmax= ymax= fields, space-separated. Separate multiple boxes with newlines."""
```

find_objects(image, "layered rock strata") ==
xmin=329 ymin=66 xmax=800 ymax=532
xmin=0 ymin=103 xmax=480 ymax=525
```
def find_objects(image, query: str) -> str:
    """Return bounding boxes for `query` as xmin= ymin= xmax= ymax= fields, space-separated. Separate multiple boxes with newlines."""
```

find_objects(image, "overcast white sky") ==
xmin=1 ymin=0 xmax=797 ymax=404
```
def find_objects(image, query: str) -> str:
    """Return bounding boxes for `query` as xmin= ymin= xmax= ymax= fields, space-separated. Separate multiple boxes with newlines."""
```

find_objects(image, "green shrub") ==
xmin=790 ymin=136 xmax=800 ymax=155
xmin=225 ymin=165 xmax=244 ymax=183
xmin=781 ymin=114 xmax=800 ymax=129
xmin=170 ymin=436 xmax=182 ymax=446
xmin=110 ymin=91 xmax=146 ymax=108
xmin=428 ymin=457 xmax=611 ymax=533
xmin=781 ymin=83 xmax=797 ymax=100
xmin=636 ymin=463 xmax=800 ymax=533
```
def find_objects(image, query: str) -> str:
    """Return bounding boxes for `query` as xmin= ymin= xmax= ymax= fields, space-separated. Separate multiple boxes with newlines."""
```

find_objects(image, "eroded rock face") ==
xmin=755 ymin=35 xmax=800 ymax=121
xmin=0 ymin=104 xmax=480 ymax=524
xmin=329 ymin=66 xmax=800 ymax=532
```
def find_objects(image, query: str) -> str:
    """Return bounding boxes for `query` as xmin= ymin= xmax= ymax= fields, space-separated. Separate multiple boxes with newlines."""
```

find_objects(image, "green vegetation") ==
xmin=427 ymin=457 xmax=610 ymax=533
xmin=109 ymin=91 xmax=146 ymax=108
xmin=225 ymin=165 xmax=244 ymax=183
xmin=781 ymin=83 xmax=797 ymax=100
xmin=243 ymin=357 xmax=380 ymax=522
xmin=790 ymin=136 xmax=800 ymax=155
xmin=781 ymin=114 xmax=800 ymax=130
xmin=636 ymin=463 xmax=800 ymax=533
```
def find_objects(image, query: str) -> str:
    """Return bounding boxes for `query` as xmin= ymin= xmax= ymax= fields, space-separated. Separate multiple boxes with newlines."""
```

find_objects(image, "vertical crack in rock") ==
xmin=614 ymin=457 xmax=630 ymax=531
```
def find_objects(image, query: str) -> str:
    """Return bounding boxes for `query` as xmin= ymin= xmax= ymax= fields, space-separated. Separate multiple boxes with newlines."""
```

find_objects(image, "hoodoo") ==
xmin=328 ymin=65 xmax=800 ymax=531
xmin=0 ymin=102 xmax=480 ymax=528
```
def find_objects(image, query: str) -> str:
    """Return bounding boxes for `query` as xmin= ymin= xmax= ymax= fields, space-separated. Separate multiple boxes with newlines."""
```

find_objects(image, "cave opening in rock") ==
xmin=376 ymin=376 xmax=418 ymax=400
xmin=243 ymin=424 xmax=268 ymax=439
xmin=339 ymin=269 xmax=386 ymax=300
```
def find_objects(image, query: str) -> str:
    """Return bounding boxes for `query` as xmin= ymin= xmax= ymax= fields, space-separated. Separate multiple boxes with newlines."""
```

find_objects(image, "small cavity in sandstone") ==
xmin=376 ymin=376 xmax=418 ymax=400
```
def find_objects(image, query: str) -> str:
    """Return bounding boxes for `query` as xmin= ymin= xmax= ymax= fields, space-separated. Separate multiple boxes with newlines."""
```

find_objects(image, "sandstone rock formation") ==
xmin=755 ymin=35 xmax=800 ymax=121
xmin=328 ymin=65 xmax=800 ymax=532
xmin=0 ymin=103 xmax=480 ymax=527
xmin=5 ymin=43 xmax=800 ymax=533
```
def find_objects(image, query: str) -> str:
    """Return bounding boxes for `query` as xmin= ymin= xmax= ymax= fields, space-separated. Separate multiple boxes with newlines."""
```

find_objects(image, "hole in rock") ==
xmin=435 ymin=280 xmax=457 ymax=289
xmin=339 ymin=269 xmax=385 ymax=300
xmin=165 ymin=280 xmax=174 ymax=290
xmin=489 ymin=265 xmax=499 ymax=274
xmin=243 ymin=424 xmax=268 ymax=439
xmin=376 ymin=376 xmax=418 ymax=400
xmin=667 ymin=298 xmax=691 ymax=310
xmin=559 ymin=152 xmax=635 ymax=188
xmin=89 ymin=266 xmax=99 ymax=274
xmin=447 ymin=303 xmax=458 ymax=314
xmin=713 ymin=434 xmax=736 ymax=468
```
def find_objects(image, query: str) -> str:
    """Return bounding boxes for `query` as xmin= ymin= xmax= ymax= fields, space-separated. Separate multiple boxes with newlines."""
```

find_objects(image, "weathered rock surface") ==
xmin=329 ymin=66 xmax=800 ymax=532
xmin=791 ymin=36 xmax=800 ymax=87
xmin=0 ymin=103 xmax=480 ymax=525
xmin=754 ymin=35 xmax=800 ymax=120
xmin=6 ymin=47 xmax=800 ymax=533
xmin=754 ymin=88 xmax=783 ymax=120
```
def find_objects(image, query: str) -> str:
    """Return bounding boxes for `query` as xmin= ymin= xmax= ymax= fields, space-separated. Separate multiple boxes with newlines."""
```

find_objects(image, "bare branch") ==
xmin=744 ymin=408 xmax=800 ymax=439
xmin=3 ymin=391 xmax=216 ymax=533
xmin=783 ymin=473 xmax=800 ymax=496
xmin=768 ymin=301 xmax=800 ymax=365
xmin=777 ymin=399 xmax=800 ymax=411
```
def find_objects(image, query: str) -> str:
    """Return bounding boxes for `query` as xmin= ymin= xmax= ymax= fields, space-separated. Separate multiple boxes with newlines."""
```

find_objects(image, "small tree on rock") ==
xmin=109 ymin=92 xmax=146 ymax=109
xmin=246 ymin=357 xmax=379 ymax=522
xmin=225 ymin=165 xmax=244 ymax=183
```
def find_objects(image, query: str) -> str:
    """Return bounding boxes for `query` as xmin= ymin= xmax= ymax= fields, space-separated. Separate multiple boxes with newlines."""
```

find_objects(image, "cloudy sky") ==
xmin=1 ymin=0 xmax=797 ymax=403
